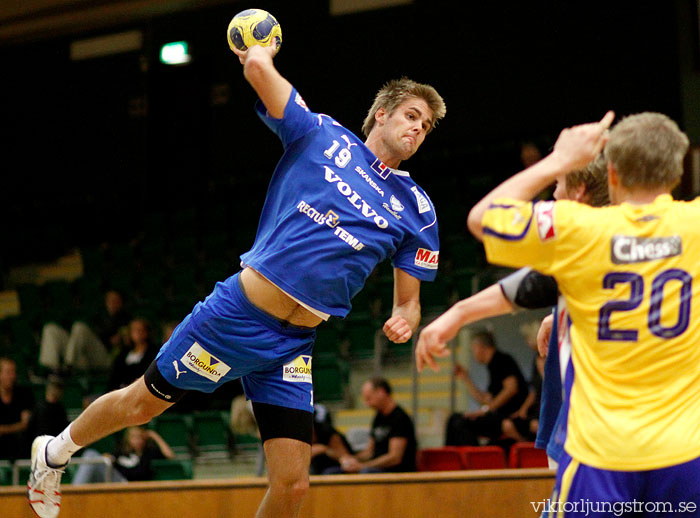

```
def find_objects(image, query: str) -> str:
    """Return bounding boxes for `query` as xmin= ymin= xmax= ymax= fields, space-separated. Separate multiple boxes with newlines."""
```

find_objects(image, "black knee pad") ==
xmin=252 ymin=401 xmax=313 ymax=445
xmin=143 ymin=360 xmax=187 ymax=403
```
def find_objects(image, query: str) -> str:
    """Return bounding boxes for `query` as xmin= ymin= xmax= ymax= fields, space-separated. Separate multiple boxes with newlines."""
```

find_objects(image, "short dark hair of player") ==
xmin=369 ymin=377 xmax=392 ymax=396
xmin=566 ymin=154 xmax=610 ymax=208
xmin=362 ymin=77 xmax=446 ymax=137
xmin=470 ymin=330 xmax=496 ymax=349
xmin=605 ymin=112 xmax=689 ymax=191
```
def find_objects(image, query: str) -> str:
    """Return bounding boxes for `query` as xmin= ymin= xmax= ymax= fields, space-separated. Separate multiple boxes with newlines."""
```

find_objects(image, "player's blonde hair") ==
xmin=362 ymin=77 xmax=446 ymax=137
xmin=566 ymin=154 xmax=610 ymax=207
xmin=605 ymin=112 xmax=689 ymax=191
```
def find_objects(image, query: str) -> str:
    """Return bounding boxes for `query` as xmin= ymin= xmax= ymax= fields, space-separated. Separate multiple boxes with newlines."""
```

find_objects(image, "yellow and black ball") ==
xmin=227 ymin=9 xmax=282 ymax=52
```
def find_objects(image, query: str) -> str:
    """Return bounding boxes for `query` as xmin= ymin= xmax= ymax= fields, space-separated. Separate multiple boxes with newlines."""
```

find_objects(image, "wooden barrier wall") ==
xmin=0 ymin=469 xmax=555 ymax=518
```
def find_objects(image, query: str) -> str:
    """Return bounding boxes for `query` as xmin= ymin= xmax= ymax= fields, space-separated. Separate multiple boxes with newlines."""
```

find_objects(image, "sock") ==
xmin=46 ymin=423 xmax=83 ymax=467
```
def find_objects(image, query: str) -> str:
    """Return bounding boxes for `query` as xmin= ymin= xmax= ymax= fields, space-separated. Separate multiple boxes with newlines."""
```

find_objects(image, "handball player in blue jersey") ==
xmin=27 ymin=43 xmax=445 ymax=518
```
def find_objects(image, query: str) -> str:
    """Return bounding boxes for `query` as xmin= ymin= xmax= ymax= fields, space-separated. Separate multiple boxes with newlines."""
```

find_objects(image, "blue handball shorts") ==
xmin=546 ymin=450 xmax=700 ymax=517
xmin=153 ymin=272 xmax=316 ymax=413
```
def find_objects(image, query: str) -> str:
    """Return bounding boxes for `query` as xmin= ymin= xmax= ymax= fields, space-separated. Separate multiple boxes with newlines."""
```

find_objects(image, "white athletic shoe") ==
xmin=27 ymin=435 xmax=65 ymax=518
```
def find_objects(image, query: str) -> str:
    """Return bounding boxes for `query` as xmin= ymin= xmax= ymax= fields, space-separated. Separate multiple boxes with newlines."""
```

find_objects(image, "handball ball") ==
xmin=227 ymin=9 xmax=282 ymax=52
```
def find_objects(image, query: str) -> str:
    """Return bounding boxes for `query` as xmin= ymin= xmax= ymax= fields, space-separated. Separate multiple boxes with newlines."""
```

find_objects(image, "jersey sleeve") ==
xmin=255 ymin=87 xmax=319 ymax=148
xmin=482 ymin=198 xmax=575 ymax=275
xmin=392 ymin=196 xmax=440 ymax=282
xmin=498 ymin=267 xmax=559 ymax=309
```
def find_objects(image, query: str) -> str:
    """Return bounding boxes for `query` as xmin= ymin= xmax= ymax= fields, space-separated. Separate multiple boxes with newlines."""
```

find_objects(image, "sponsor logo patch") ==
xmin=535 ymin=201 xmax=556 ymax=241
xmin=283 ymin=355 xmax=312 ymax=383
xmin=411 ymin=186 xmax=431 ymax=214
xmin=390 ymin=195 xmax=404 ymax=212
xmin=611 ymin=235 xmax=682 ymax=264
xmin=414 ymin=248 xmax=439 ymax=269
xmin=370 ymin=158 xmax=391 ymax=180
xmin=323 ymin=167 xmax=389 ymax=229
xmin=382 ymin=202 xmax=403 ymax=220
xmin=181 ymin=342 xmax=231 ymax=383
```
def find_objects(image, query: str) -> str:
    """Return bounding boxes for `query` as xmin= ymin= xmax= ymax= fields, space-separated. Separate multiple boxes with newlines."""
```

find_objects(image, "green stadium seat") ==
xmin=233 ymin=433 xmax=261 ymax=454
xmin=31 ymin=381 xmax=46 ymax=403
xmin=104 ymin=268 xmax=136 ymax=296
xmin=0 ymin=461 xmax=12 ymax=486
xmin=16 ymin=285 xmax=43 ymax=325
xmin=151 ymin=458 xmax=194 ymax=480
xmin=72 ymin=277 xmax=103 ymax=321
xmin=43 ymin=281 xmax=75 ymax=324
xmin=313 ymin=322 xmax=343 ymax=359
xmin=313 ymin=357 xmax=348 ymax=403
xmin=8 ymin=316 xmax=37 ymax=351
xmin=62 ymin=379 xmax=87 ymax=412
xmin=16 ymin=464 xmax=31 ymax=486
xmin=345 ymin=314 xmax=378 ymax=359
xmin=191 ymin=411 xmax=231 ymax=456
xmin=138 ymin=268 xmax=167 ymax=300
xmin=150 ymin=414 xmax=193 ymax=455
xmin=420 ymin=275 xmax=453 ymax=313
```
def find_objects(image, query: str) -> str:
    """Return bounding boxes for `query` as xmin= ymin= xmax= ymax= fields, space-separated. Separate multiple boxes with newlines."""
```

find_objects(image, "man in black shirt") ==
xmin=334 ymin=377 xmax=416 ymax=473
xmin=0 ymin=357 xmax=34 ymax=460
xmin=445 ymin=330 xmax=528 ymax=446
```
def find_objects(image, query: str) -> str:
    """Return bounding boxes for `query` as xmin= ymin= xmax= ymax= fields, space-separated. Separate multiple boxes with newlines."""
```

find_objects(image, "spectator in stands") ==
xmin=72 ymin=426 xmax=174 ymax=484
xmin=39 ymin=289 xmax=131 ymax=374
xmin=0 ymin=357 xmax=34 ymax=460
xmin=230 ymin=394 xmax=259 ymax=439
xmin=106 ymin=318 xmax=157 ymax=392
xmin=501 ymin=322 xmax=545 ymax=443
xmin=445 ymin=330 xmax=528 ymax=446
xmin=25 ymin=377 xmax=69 ymax=441
xmin=329 ymin=378 xmax=416 ymax=474
xmin=310 ymin=404 xmax=354 ymax=475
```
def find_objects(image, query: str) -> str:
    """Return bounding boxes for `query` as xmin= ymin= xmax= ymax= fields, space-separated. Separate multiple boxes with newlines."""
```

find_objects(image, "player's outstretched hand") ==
xmin=537 ymin=313 xmax=554 ymax=357
xmin=231 ymin=43 xmax=279 ymax=65
xmin=383 ymin=315 xmax=413 ymax=344
xmin=553 ymin=111 xmax=615 ymax=171
xmin=415 ymin=319 xmax=454 ymax=373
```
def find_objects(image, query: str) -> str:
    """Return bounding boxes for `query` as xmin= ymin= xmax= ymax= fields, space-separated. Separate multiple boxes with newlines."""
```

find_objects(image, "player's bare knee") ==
xmin=118 ymin=380 xmax=167 ymax=425
xmin=270 ymin=474 xmax=309 ymax=503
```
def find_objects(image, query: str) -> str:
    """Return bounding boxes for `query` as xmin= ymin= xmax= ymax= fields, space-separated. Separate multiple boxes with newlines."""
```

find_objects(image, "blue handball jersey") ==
xmin=239 ymin=88 xmax=440 ymax=317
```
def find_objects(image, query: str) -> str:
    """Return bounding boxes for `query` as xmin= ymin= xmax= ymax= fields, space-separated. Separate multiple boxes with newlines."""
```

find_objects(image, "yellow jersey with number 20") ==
xmin=482 ymin=194 xmax=700 ymax=471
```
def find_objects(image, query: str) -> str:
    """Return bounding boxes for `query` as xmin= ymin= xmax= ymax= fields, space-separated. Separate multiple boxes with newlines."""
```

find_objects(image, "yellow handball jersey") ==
xmin=482 ymin=194 xmax=700 ymax=471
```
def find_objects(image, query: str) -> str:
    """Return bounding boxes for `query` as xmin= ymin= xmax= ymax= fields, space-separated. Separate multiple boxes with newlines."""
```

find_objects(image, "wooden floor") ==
xmin=1 ymin=469 xmax=554 ymax=517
